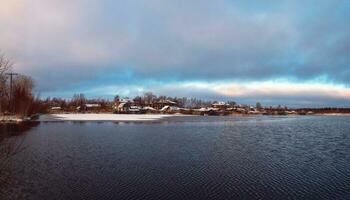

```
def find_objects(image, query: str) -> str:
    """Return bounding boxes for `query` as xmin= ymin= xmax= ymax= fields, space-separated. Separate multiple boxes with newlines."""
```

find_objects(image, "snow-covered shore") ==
xmin=0 ymin=115 xmax=25 ymax=123
xmin=39 ymin=114 xmax=176 ymax=122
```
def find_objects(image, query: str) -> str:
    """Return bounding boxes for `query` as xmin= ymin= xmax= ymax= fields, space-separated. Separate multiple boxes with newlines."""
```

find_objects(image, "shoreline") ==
xmin=39 ymin=113 xmax=180 ymax=122
xmin=37 ymin=112 xmax=350 ymax=122
xmin=2 ymin=112 xmax=350 ymax=124
xmin=316 ymin=113 xmax=350 ymax=116
xmin=0 ymin=115 xmax=28 ymax=123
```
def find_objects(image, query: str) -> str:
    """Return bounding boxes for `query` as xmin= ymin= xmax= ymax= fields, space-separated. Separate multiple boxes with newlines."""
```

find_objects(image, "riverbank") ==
xmin=317 ymin=113 xmax=350 ymax=116
xmin=0 ymin=115 xmax=27 ymax=123
xmin=37 ymin=112 xmax=350 ymax=122
xmin=3 ymin=112 xmax=350 ymax=124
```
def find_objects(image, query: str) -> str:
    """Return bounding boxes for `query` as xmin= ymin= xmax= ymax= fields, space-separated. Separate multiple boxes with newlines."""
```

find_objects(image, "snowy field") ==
xmin=39 ymin=114 xmax=176 ymax=122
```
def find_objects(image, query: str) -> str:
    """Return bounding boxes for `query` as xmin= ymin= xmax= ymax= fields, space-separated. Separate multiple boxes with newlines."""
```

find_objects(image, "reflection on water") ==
xmin=0 ymin=122 xmax=40 ymax=140
xmin=0 ymin=122 xmax=40 ymax=193
xmin=1 ymin=116 xmax=350 ymax=200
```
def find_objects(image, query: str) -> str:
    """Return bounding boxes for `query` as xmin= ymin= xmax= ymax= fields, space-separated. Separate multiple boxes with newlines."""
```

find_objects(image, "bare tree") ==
xmin=143 ymin=92 xmax=156 ymax=105
xmin=12 ymin=75 xmax=35 ymax=116
xmin=0 ymin=52 xmax=12 ymax=76
xmin=256 ymin=102 xmax=262 ymax=111
xmin=71 ymin=93 xmax=86 ymax=108
xmin=0 ymin=52 xmax=13 ymax=113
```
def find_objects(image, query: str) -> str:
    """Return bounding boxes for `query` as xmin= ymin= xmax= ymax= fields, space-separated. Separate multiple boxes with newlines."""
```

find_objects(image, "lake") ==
xmin=1 ymin=116 xmax=350 ymax=200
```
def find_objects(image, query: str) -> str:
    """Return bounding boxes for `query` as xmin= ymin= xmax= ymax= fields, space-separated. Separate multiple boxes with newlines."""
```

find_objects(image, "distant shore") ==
xmin=32 ymin=112 xmax=350 ymax=122
xmin=316 ymin=113 xmax=350 ymax=116
xmin=2 ymin=112 xmax=350 ymax=124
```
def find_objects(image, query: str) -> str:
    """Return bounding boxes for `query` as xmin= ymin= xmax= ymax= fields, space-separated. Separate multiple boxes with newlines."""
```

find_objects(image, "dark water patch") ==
xmin=1 ymin=116 xmax=350 ymax=199
xmin=0 ymin=122 xmax=40 ymax=196
xmin=0 ymin=122 xmax=39 ymax=139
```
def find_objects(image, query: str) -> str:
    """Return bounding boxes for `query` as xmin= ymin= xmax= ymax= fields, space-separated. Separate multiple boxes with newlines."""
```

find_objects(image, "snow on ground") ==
xmin=40 ymin=114 xmax=175 ymax=122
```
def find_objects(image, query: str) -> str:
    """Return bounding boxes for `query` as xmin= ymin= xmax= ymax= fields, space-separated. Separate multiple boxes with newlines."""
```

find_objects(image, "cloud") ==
xmin=0 ymin=0 xmax=350 ymax=105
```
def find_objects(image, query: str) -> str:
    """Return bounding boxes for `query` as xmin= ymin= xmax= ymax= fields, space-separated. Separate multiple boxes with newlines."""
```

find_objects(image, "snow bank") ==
xmin=40 ymin=114 xmax=174 ymax=122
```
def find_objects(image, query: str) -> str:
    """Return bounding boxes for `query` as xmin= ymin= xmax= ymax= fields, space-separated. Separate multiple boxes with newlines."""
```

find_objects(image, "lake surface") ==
xmin=1 ymin=116 xmax=350 ymax=200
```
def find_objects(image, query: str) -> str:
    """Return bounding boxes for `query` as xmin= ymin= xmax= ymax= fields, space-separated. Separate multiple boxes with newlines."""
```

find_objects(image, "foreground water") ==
xmin=1 ymin=116 xmax=350 ymax=200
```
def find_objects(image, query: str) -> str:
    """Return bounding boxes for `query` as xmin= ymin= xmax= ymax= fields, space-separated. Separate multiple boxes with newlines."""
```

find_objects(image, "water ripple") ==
xmin=1 ymin=116 xmax=350 ymax=199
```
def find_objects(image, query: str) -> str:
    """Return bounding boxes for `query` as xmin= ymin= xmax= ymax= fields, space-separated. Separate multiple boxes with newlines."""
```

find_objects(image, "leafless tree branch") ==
xmin=0 ymin=51 xmax=13 ymax=76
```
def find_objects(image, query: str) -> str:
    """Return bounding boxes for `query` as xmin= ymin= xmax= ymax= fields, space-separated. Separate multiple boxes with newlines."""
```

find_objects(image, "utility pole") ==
xmin=6 ymin=72 xmax=18 ymax=113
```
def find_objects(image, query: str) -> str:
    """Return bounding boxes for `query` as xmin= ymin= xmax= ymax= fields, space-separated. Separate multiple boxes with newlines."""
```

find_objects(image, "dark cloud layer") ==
xmin=1 ymin=0 xmax=350 ymax=105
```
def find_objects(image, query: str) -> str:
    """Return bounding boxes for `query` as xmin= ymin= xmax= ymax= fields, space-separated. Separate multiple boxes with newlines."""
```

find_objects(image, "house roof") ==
xmin=118 ymin=102 xmax=127 ymax=109
xmin=212 ymin=101 xmax=228 ymax=106
xmin=143 ymin=106 xmax=156 ymax=111
xmin=160 ymin=105 xmax=170 ymax=111
xmin=85 ymin=104 xmax=101 ymax=108
xmin=155 ymin=99 xmax=177 ymax=105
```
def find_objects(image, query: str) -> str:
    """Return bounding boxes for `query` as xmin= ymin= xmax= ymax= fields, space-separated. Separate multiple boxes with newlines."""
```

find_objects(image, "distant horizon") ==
xmin=2 ymin=0 xmax=350 ymax=106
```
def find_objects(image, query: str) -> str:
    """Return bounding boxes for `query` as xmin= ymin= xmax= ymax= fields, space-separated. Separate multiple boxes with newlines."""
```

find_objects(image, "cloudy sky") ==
xmin=1 ymin=0 xmax=350 ymax=106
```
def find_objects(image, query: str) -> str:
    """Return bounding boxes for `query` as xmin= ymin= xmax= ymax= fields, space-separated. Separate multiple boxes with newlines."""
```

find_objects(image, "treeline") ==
xmin=0 ymin=53 xmax=44 ymax=117
xmin=42 ymin=92 xmax=233 ymax=111
xmin=119 ymin=92 xmax=232 ymax=108
xmin=40 ymin=94 xmax=112 ymax=111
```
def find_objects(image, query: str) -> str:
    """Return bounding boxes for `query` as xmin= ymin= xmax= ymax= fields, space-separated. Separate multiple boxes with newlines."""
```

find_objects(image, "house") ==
xmin=248 ymin=110 xmax=261 ymax=114
xmin=142 ymin=106 xmax=157 ymax=113
xmin=152 ymin=100 xmax=177 ymax=110
xmin=212 ymin=102 xmax=230 ymax=110
xmin=77 ymin=104 xmax=101 ymax=112
xmin=191 ymin=107 xmax=219 ymax=115
xmin=160 ymin=105 xmax=180 ymax=113
xmin=129 ymin=106 xmax=142 ymax=114
xmin=286 ymin=110 xmax=297 ymax=115
xmin=50 ymin=107 xmax=62 ymax=113
xmin=114 ymin=102 xmax=131 ymax=113
xmin=235 ymin=107 xmax=247 ymax=113
xmin=247 ymin=106 xmax=261 ymax=114
xmin=113 ymin=98 xmax=133 ymax=113
xmin=86 ymin=104 xmax=101 ymax=109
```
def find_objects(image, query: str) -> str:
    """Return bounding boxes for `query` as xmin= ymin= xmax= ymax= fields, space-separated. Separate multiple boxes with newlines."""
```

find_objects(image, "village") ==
xmin=48 ymin=94 xmax=318 ymax=116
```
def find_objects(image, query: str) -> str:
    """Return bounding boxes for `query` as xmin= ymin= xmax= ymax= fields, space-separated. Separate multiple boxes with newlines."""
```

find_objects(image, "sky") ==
xmin=1 ymin=0 xmax=350 ymax=106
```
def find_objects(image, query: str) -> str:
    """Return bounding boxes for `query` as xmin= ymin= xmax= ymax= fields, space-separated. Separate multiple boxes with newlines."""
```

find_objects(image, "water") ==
xmin=1 ymin=116 xmax=350 ymax=200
